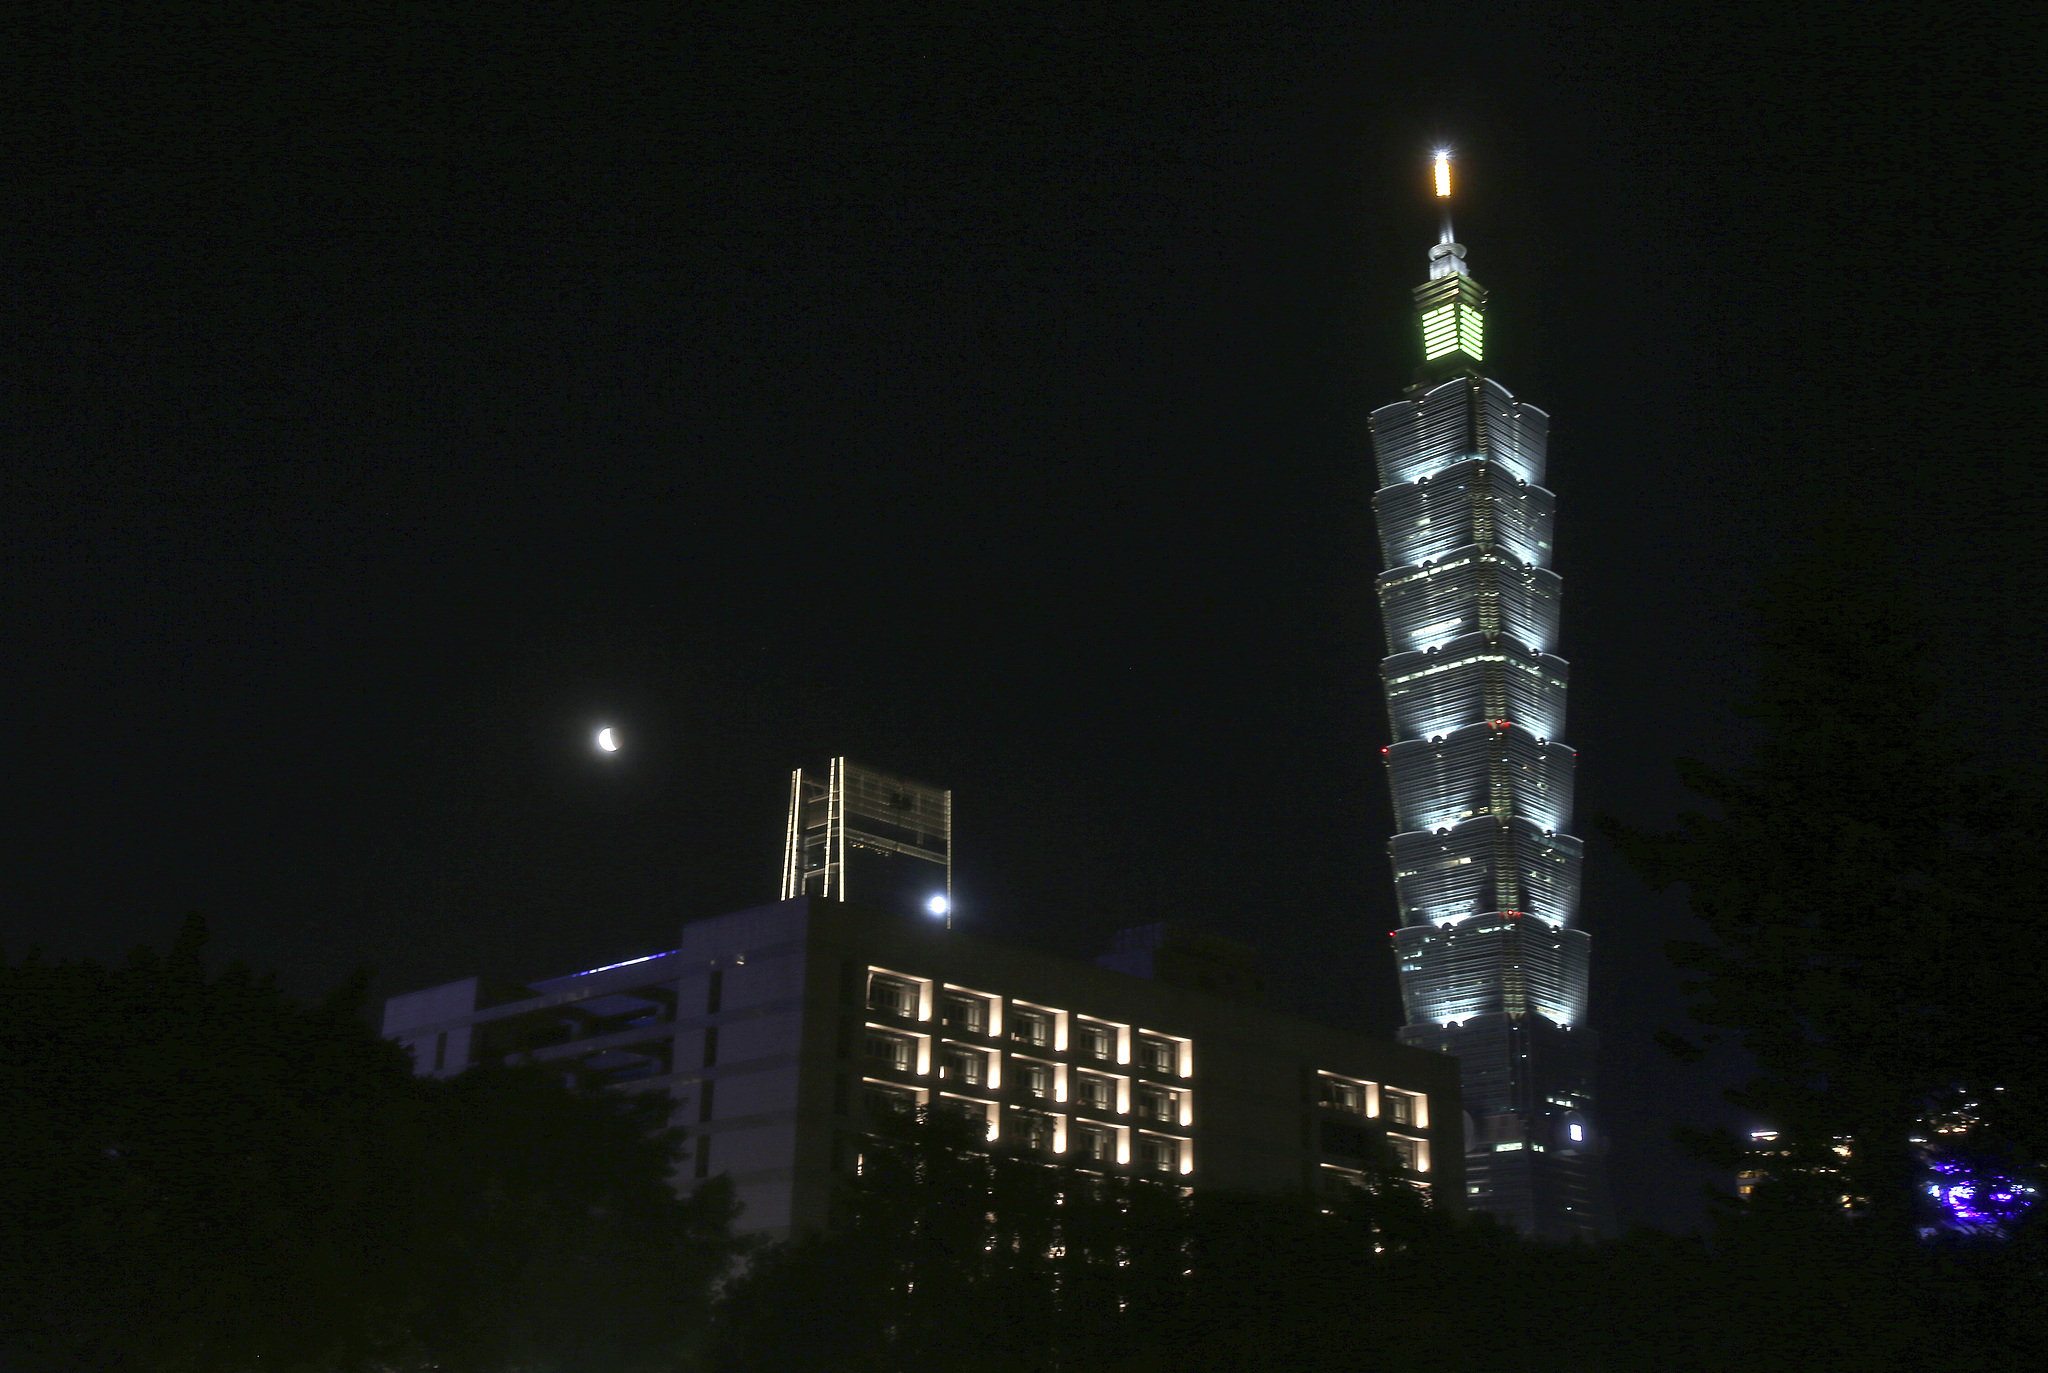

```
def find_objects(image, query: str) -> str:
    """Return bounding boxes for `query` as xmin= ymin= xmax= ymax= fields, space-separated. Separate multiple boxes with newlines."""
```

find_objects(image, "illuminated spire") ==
xmin=1412 ymin=150 xmax=1483 ymax=369
xmin=1428 ymin=148 xmax=1468 ymax=281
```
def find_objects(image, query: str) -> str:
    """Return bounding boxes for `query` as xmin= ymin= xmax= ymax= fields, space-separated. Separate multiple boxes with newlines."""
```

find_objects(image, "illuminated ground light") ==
xmin=1925 ymin=1158 xmax=2037 ymax=1235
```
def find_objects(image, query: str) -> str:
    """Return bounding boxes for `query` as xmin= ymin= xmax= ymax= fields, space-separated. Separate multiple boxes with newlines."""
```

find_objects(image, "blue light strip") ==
xmin=570 ymin=950 xmax=678 ymax=979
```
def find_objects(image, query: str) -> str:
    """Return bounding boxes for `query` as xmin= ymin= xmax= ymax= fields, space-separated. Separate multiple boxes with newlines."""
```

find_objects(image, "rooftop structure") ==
xmin=781 ymin=758 xmax=953 ymax=923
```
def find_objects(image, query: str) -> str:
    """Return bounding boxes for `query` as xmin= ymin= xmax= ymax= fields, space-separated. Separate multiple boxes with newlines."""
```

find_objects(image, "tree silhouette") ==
xmin=1602 ymin=517 xmax=2045 ymax=1236
xmin=0 ymin=916 xmax=740 ymax=1372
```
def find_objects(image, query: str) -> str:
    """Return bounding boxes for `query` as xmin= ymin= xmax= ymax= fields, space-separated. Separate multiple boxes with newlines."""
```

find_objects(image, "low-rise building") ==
xmin=384 ymin=896 xmax=1462 ymax=1239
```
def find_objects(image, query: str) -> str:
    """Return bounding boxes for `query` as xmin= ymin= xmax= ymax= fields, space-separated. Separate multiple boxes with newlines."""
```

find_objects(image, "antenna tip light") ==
xmin=1433 ymin=151 xmax=1452 ymax=198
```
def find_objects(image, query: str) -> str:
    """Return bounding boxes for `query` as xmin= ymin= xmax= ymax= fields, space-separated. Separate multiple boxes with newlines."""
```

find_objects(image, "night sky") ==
xmin=11 ymin=4 xmax=2035 ymax=1234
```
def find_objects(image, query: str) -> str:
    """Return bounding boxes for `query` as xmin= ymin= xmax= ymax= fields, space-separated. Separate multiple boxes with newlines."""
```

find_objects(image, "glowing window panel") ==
xmin=1421 ymin=304 xmax=1459 ymax=360
xmin=1421 ymin=303 xmax=1483 ymax=363
xmin=1457 ymin=306 xmax=1484 ymax=359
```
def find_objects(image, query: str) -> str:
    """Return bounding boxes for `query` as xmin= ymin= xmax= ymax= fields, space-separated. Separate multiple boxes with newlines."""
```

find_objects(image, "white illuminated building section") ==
xmin=862 ymin=969 xmax=1205 ymax=1178
xmin=1370 ymin=155 xmax=1588 ymax=1033
xmin=1366 ymin=153 xmax=1607 ymax=1239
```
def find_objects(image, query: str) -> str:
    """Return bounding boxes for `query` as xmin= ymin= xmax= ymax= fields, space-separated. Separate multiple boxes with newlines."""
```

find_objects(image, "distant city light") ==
xmin=1926 ymin=1158 xmax=2037 ymax=1235
xmin=926 ymin=894 xmax=950 ymax=917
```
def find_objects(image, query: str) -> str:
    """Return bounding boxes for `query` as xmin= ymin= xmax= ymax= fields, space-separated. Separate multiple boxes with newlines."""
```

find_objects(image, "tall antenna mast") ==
xmin=1434 ymin=149 xmax=1454 ymax=243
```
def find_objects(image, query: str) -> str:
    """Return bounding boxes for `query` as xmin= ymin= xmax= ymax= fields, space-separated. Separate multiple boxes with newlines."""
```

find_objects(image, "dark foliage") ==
xmin=1602 ymin=518 xmax=2047 ymax=1231
xmin=708 ymin=1112 xmax=2041 ymax=1372
xmin=706 ymin=1110 xmax=1193 ymax=1373
xmin=0 ymin=916 xmax=741 ymax=1372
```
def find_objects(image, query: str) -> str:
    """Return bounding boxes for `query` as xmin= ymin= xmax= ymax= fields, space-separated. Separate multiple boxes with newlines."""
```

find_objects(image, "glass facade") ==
xmin=1368 ymin=184 xmax=1610 ymax=1240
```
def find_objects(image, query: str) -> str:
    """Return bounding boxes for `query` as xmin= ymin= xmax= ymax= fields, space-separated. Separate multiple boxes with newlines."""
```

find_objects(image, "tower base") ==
xmin=1400 ymin=1014 xmax=1613 ymax=1240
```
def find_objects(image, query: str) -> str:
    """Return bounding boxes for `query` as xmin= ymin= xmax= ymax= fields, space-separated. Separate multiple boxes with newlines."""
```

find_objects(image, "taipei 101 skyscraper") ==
xmin=1369 ymin=153 xmax=1609 ymax=1239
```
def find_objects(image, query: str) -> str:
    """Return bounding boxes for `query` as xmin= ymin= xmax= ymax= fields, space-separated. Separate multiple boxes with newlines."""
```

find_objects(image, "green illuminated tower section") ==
xmin=1415 ymin=271 xmax=1485 ymax=365
xmin=1366 ymin=153 xmax=1610 ymax=1240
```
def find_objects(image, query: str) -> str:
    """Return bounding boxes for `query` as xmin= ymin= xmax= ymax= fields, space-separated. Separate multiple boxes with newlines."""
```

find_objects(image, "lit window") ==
xmin=1078 ymin=1024 xmax=1112 ymax=1059
xmin=1138 ymin=1137 xmax=1178 ymax=1174
xmin=1010 ymin=1010 xmax=1051 ymax=1048
xmin=939 ymin=1049 xmax=984 ymax=1086
xmin=940 ymin=994 xmax=984 ymax=1034
xmin=867 ymin=975 xmax=915 ymax=1017
xmin=1011 ymin=1112 xmax=1054 ymax=1152
xmin=1137 ymin=1036 xmax=1176 ymax=1073
xmin=865 ymin=1031 xmax=912 ymax=1071
xmin=1017 ymin=1062 xmax=1051 ymax=1100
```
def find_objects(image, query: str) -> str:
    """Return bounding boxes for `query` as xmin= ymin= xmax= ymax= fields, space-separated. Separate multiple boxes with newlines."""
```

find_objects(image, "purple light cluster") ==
xmin=1924 ymin=1158 xmax=2037 ymax=1235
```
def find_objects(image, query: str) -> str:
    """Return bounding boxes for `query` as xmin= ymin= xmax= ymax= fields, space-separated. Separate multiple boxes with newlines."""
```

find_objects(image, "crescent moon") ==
xmin=597 ymin=728 xmax=618 ymax=752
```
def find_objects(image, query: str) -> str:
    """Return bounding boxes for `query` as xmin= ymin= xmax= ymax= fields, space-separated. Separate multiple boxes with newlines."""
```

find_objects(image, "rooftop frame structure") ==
xmin=781 ymin=758 xmax=953 ymax=925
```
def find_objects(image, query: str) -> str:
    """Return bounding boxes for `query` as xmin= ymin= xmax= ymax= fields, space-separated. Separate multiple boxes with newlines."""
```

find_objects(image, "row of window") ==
xmin=1317 ymin=1071 xmax=1426 ymax=1128
xmin=862 ymin=1082 xmax=1190 ymax=1173
xmin=867 ymin=971 xmax=1190 ymax=1076
xmin=866 ymin=1028 xmax=1191 ymax=1123
xmin=865 ymin=1072 xmax=1425 ymax=1179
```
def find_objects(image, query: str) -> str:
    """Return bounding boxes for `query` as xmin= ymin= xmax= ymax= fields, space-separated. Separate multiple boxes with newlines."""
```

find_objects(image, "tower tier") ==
xmin=1368 ymin=375 xmax=1549 ymax=488
xmin=1377 ymin=546 xmax=1563 ymax=654
xmin=1380 ymin=633 xmax=1569 ymax=743
xmin=1385 ymin=722 xmax=1575 ymax=834
xmin=1388 ymin=816 xmax=1583 ymax=932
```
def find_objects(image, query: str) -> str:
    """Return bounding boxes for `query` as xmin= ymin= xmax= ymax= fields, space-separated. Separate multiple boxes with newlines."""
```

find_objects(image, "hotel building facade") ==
xmin=385 ymin=896 xmax=1462 ymax=1239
